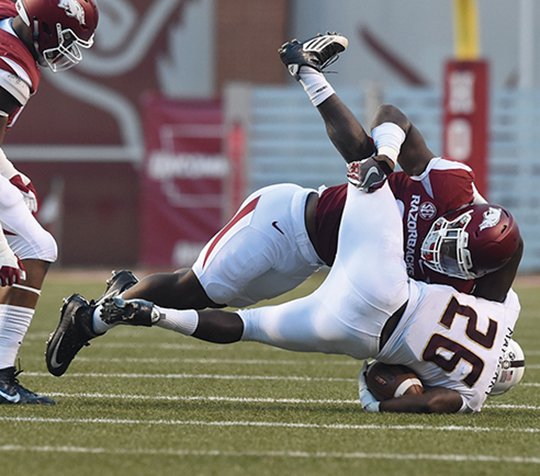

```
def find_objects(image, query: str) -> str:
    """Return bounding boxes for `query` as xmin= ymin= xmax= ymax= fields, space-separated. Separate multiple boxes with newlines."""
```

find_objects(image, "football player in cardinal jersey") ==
xmin=46 ymin=34 xmax=524 ymax=412
xmin=0 ymin=0 xmax=98 ymax=404
xmin=53 ymin=171 xmax=523 ymax=413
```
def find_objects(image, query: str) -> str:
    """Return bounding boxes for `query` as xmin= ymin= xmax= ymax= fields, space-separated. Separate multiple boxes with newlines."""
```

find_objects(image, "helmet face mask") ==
xmin=16 ymin=0 xmax=98 ymax=72
xmin=421 ymin=211 xmax=475 ymax=280
xmin=40 ymin=22 xmax=92 ymax=71
xmin=420 ymin=204 xmax=521 ymax=281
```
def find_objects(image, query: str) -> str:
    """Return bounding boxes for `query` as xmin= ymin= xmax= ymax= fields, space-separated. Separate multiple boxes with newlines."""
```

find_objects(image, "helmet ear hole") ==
xmin=41 ymin=21 xmax=51 ymax=37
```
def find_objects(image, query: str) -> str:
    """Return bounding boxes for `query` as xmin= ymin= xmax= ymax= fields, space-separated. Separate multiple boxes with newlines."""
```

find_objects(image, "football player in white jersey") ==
xmin=0 ymin=0 xmax=98 ymax=405
xmin=46 ymin=35 xmax=523 ymax=394
xmin=63 ymin=176 xmax=522 ymax=413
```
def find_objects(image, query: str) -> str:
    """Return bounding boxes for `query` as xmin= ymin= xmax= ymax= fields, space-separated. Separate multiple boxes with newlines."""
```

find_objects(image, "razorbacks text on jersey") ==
xmin=314 ymin=157 xmax=477 ymax=292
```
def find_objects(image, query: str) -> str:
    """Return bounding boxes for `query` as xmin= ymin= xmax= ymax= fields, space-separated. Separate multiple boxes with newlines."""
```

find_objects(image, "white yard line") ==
xmin=24 ymin=371 xmax=356 ymax=382
xmin=23 ymin=371 xmax=540 ymax=386
xmin=20 ymin=355 xmax=540 ymax=368
xmin=0 ymin=445 xmax=538 ymax=464
xmin=0 ymin=416 xmax=539 ymax=434
xmin=41 ymin=391 xmax=540 ymax=411
xmin=22 ymin=355 xmax=357 ymax=366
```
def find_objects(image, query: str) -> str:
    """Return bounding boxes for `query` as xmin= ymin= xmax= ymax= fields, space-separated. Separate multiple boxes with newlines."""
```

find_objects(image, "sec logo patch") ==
xmin=419 ymin=201 xmax=437 ymax=220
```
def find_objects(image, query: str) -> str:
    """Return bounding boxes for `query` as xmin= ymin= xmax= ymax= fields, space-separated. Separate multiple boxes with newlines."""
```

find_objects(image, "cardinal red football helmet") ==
xmin=420 ymin=203 xmax=521 ymax=280
xmin=16 ymin=0 xmax=98 ymax=72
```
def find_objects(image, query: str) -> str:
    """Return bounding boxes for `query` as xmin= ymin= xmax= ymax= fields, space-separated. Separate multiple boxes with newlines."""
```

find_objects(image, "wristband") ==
xmin=371 ymin=122 xmax=406 ymax=166
xmin=377 ymin=145 xmax=399 ymax=165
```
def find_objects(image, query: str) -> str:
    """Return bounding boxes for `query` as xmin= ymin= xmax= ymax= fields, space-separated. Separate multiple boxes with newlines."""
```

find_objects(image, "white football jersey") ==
xmin=377 ymin=281 xmax=520 ymax=412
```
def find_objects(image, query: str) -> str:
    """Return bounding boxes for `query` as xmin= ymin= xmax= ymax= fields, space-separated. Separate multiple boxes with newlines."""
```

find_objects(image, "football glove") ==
xmin=10 ymin=173 xmax=38 ymax=213
xmin=0 ymin=243 xmax=25 ymax=286
xmin=347 ymin=155 xmax=394 ymax=193
xmin=358 ymin=361 xmax=381 ymax=412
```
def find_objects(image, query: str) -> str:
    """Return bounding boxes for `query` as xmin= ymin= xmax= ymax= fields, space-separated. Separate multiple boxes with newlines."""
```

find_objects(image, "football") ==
xmin=366 ymin=361 xmax=424 ymax=401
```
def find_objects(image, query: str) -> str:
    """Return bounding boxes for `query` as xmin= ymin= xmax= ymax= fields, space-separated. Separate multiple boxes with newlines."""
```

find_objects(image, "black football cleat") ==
xmin=0 ymin=366 xmax=55 ymax=405
xmin=45 ymin=294 xmax=98 ymax=377
xmin=97 ymin=269 xmax=139 ymax=303
xmin=278 ymin=32 xmax=349 ymax=80
xmin=100 ymin=297 xmax=161 ymax=327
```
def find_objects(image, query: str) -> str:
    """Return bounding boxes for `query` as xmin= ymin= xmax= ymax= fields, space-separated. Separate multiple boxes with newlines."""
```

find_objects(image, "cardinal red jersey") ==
xmin=0 ymin=1 xmax=41 ymax=126
xmin=314 ymin=157 xmax=476 ymax=292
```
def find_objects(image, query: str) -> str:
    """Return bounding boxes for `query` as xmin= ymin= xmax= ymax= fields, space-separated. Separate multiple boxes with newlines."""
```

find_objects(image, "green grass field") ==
xmin=0 ymin=270 xmax=539 ymax=476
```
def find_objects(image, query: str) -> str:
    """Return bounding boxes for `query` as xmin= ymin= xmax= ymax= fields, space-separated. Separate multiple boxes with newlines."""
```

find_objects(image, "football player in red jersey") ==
xmin=46 ymin=33 xmax=523 ymax=411
xmin=53 ymin=179 xmax=523 ymax=413
xmin=0 ymin=0 xmax=98 ymax=404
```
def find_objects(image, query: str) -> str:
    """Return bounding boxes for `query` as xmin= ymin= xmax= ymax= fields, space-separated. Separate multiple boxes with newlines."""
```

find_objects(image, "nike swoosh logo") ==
xmin=363 ymin=166 xmax=381 ymax=185
xmin=271 ymin=221 xmax=285 ymax=235
xmin=0 ymin=388 xmax=21 ymax=403
xmin=48 ymin=332 xmax=66 ymax=369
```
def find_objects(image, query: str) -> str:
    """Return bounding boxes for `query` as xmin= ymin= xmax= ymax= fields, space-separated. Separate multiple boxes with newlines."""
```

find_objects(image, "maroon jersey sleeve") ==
xmin=388 ymin=158 xmax=477 ymax=292
xmin=0 ymin=5 xmax=41 ymax=126
xmin=313 ymin=184 xmax=347 ymax=266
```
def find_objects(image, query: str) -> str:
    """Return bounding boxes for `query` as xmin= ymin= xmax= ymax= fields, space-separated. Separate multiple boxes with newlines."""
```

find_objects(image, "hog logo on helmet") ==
xmin=58 ymin=0 xmax=86 ymax=26
xmin=479 ymin=206 xmax=502 ymax=231
xmin=420 ymin=203 xmax=521 ymax=280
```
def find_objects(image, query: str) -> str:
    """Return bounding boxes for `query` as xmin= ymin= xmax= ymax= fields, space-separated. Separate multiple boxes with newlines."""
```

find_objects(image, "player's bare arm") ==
xmin=316 ymin=94 xmax=375 ymax=163
xmin=359 ymin=360 xmax=466 ymax=414
xmin=378 ymin=388 xmax=464 ymax=414
xmin=473 ymin=237 xmax=524 ymax=302
xmin=371 ymin=104 xmax=434 ymax=176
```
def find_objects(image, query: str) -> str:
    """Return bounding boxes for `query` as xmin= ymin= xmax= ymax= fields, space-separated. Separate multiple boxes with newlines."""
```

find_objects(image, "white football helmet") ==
xmin=489 ymin=339 xmax=525 ymax=396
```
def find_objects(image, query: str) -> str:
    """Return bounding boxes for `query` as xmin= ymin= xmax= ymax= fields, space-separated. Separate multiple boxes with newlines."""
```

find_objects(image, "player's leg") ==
xmin=112 ymin=184 xmax=320 ymax=310
xmin=93 ymin=184 xmax=410 ymax=359
xmin=190 ymin=183 xmax=321 ymax=308
xmin=45 ymin=184 xmax=321 ymax=375
xmin=118 ymin=268 xmax=221 ymax=310
xmin=0 ymin=175 xmax=56 ymax=404
xmin=279 ymin=33 xmax=375 ymax=163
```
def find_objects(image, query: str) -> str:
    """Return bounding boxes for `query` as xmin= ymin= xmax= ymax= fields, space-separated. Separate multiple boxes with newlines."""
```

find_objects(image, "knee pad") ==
xmin=8 ymin=227 xmax=58 ymax=262
xmin=0 ymin=175 xmax=25 ymax=208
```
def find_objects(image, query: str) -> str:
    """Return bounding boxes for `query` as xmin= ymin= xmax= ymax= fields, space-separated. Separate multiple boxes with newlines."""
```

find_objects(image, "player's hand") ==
xmin=346 ymin=156 xmax=394 ymax=193
xmin=358 ymin=360 xmax=381 ymax=412
xmin=10 ymin=174 xmax=38 ymax=213
xmin=0 ymin=248 xmax=25 ymax=286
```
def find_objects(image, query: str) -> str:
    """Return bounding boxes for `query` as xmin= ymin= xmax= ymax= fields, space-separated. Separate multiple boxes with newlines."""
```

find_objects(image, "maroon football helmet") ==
xmin=16 ymin=0 xmax=99 ymax=72
xmin=420 ymin=203 xmax=521 ymax=280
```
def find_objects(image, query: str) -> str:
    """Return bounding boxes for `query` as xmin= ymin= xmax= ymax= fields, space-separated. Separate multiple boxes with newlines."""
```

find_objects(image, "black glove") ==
xmin=346 ymin=155 xmax=394 ymax=193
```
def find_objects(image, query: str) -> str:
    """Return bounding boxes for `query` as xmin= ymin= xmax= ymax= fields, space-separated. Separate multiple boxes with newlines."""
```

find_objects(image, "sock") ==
xmin=92 ymin=304 xmax=110 ymax=335
xmin=298 ymin=67 xmax=335 ymax=106
xmin=93 ymin=304 xmax=199 ymax=337
xmin=154 ymin=307 xmax=199 ymax=336
xmin=0 ymin=304 xmax=34 ymax=368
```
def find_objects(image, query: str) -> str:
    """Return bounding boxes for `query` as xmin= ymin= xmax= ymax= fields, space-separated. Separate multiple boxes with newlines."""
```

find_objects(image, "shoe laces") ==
xmin=13 ymin=359 xmax=25 ymax=385
xmin=12 ymin=362 xmax=40 ymax=397
xmin=0 ymin=362 xmax=26 ymax=387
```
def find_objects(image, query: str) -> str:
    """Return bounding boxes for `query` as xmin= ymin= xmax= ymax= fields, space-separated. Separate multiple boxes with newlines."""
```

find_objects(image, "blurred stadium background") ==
xmin=5 ymin=0 xmax=540 ymax=272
